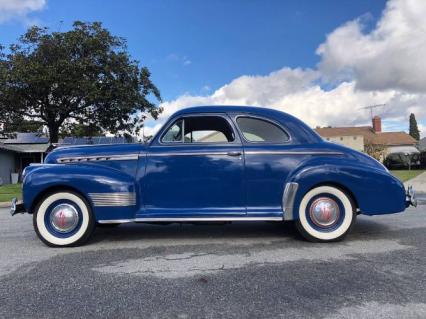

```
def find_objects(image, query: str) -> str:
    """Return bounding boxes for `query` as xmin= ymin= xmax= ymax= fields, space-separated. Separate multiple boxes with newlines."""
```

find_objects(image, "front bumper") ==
xmin=406 ymin=186 xmax=417 ymax=208
xmin=10 ymin=198 xmax=26 ymax=216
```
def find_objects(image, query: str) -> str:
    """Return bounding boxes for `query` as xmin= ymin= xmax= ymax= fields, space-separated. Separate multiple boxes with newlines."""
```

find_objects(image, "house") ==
xmin=0 ymin=134 xmax=137 ymax=185
xmin=315 ymin=116 xmax=418 ymax=160
xmin=0 ymin=133 xmax=51 ymax=185
xmin=419 ymin=137 xmax=426 ymax=152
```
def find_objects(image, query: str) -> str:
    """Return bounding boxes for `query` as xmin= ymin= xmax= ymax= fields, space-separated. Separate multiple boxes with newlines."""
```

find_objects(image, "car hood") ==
xmin=44 ymin=143 xmax=146 ymax=164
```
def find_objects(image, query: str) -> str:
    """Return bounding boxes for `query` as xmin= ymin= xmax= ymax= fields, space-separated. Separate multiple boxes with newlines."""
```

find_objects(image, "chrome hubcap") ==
xmin=49 ymin=204 xmax=79 ymax=233
xmin=309 ymin=197 xmax=340 ymax=228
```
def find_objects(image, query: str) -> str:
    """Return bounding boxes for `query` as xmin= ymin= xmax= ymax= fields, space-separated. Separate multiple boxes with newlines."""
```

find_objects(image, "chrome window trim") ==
xmin=57 ymin=153 xmax=139 ymax=163
xmin=97 ymin=216 xmax=283 ymax=224
xmin=234 ymin=114 xmax=292 ymax=145
xmin=282 ymin=182 xmax=299 ymax=220
xmin=158 ymin=113 xmax=241 ymax=146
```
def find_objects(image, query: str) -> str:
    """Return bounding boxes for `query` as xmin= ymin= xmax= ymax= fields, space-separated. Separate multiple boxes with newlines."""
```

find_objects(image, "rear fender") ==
xmin=287 ymin=157 xmax=406 ymax=218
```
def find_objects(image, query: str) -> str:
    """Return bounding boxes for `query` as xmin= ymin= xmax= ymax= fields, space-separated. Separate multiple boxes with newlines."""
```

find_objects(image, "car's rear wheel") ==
xmin=33 ymin=191 xmax=95 ymax=247
xmin=295 ymin=186 xmax=356 ymax=242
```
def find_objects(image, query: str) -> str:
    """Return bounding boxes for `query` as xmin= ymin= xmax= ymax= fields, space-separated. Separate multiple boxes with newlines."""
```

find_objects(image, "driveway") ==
xmin=405 ymin=171 xmax=426 ymax=194
xmin=0 ymin=205 xmax=426 ymax=319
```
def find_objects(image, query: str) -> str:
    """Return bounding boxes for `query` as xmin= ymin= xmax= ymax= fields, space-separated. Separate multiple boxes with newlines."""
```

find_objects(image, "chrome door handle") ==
xmin=227 ymin=151 xmax=242 ymax=157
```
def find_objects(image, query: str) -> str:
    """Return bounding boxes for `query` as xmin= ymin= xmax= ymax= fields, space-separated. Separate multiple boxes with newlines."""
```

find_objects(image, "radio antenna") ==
xmin=359 ymin=104 xmax=386 ymax=119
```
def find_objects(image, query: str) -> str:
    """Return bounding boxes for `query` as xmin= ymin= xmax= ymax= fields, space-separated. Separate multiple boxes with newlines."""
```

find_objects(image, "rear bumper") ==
xmin=10 ymin=198 xmax=26 ymax=216
xmin=406 ymin=186 xmax=417 ymax=208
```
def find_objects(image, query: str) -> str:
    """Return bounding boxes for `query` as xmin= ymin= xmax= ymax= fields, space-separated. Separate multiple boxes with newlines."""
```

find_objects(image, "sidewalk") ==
xmin=404 ymin=171 xmax=426 ymax=194
xmin=0 ymin=202 xmax=10 ymax=208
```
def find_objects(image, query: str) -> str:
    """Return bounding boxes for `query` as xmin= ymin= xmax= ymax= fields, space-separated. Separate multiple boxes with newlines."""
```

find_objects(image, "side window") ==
xmin=161 ymin=116 xmax=235 ymax=143
xmin=162 ymin=119 xmax=183 ymax=143
xmin=236 ymin=117 xmax=289 ymax=143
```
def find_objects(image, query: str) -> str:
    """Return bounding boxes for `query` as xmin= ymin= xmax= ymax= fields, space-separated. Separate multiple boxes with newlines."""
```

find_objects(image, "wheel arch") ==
xmin=29 ymin=185 xmax=92 ymax=214
xmin=22 ymin=164 xmax=137 ymax=219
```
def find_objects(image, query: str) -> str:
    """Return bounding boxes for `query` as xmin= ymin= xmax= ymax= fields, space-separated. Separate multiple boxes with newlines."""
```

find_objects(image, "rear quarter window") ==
xmin=236 ymin=117 xmax=289 ymax=143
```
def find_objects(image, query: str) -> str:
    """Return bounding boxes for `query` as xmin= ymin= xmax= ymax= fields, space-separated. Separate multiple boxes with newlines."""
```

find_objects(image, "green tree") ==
xmin=409 ymin=113 xmax=420 ymax=141
xmin=0 ymin=21 xmax=161 ymax=143
xmin=2 ymin=118 xmax=44 ymax=134
xmin=60 ymin=121 xmax=103 ymax=138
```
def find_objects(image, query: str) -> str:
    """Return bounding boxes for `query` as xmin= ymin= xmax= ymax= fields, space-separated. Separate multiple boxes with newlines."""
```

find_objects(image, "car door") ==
xmin=140 ymin=114 xmax=246 ymax=218
xmin=233 ymin=115 xmax=298 ymax=217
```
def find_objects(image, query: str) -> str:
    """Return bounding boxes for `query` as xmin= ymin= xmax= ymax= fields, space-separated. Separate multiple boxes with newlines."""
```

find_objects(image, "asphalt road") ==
xmin=1 ymin=205 xmax=426 ymax=319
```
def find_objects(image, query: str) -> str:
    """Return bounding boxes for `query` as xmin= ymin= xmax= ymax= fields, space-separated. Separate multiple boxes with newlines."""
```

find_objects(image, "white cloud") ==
xmin=145 ymin=0 xmax=426 ymax=139
xmin=142 ymin=122 xmax=163 ymax=138
xmin=0 ymin=0 xmax=46 ymax=23
xmin=418 ymin=123 xmax=425 ymax=138
xmin=166 ymin=53 xmax=192 ymax=66
xmin=317 ymin=0 xmax=426 ymax=93
xmin=182 ymin=56 xmax=191 ymax=66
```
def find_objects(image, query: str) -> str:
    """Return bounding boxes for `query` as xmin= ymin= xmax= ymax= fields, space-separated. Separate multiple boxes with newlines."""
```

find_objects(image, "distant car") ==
xmin=384 ymin=152 xmax=421 ymax=170
xmin=10 ymin=106 xmax=416 ymax=247
xmin=421 ymin=151 xmax=426 ymax=169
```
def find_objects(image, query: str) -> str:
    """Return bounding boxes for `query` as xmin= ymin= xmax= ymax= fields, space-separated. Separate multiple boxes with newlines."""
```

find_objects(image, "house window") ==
xmin=340 ymin=137 xmax=344 ymax=141
xmin=353 ymin=136 xmax=357 ymax=140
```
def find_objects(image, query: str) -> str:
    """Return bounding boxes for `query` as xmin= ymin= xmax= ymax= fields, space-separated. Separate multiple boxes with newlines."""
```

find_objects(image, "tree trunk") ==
xmin=48 ymin=125 xmax=59 ymax=143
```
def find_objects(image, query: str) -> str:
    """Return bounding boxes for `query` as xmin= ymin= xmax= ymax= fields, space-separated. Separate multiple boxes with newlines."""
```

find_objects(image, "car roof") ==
xmin=166 ymin=105 xmax=323 ymax=145
xmin=174 ymin=105 xmax=288 ymax=117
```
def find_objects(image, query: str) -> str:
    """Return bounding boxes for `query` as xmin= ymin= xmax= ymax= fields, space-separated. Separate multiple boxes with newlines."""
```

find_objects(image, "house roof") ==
xmin=315 ymin=126 xmax=417 ymax=146
xmin=315 ymin=126 xmax=374 ymax=139
xmin=61 ymin=136 xmax=136 ymax=145
xmin=372 ymin=132 xmax=417 ymax=146
xmin=0 ymin=143 xmax=50 ymax=153
xmin=3 ymin=132 xmax=49 ymax=144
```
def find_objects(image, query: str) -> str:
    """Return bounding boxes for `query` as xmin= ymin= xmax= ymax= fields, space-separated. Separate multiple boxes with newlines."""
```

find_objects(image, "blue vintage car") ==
xmin=11 ymin=106 xmax=416 ymax=247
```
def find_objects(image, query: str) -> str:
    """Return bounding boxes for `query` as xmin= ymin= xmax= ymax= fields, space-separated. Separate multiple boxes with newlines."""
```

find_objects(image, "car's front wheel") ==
xmin=295 ymin=186 xmax=356 ymax=242
xmin=33 ymin=191 xmax=95 ymax=247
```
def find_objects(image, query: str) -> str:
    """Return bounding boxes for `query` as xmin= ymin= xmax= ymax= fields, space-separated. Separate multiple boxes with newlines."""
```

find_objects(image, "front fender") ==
xmin=287 ymin=157 xmax=406 ymax=217
xmin=23 ymin=164 xmax=137 ymax=220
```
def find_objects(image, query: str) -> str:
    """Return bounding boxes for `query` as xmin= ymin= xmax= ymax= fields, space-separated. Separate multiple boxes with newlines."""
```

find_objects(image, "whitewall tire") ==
xmin=295 ymin=186 xmax=356 ymax=242
xmin=33 ymin=191 xmax=95 ymax=247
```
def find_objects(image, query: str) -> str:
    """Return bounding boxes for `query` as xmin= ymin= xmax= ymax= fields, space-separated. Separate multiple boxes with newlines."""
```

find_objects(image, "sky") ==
xmin=0 ymin=0 xmax=425 ymax=138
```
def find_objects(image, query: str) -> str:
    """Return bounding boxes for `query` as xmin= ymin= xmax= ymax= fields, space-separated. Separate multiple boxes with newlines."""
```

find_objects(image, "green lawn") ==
xmin=390 ymin=170 xmax=425 ymax=182
xmin=0 ymin=184 xmax=22 ymax=202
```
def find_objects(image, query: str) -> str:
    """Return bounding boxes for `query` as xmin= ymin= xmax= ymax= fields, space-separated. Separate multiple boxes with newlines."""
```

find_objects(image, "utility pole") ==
xmin=140 ymin=114 xmax=147 ymax=142
xmin=360 ymin=104 xmax=386 ymax=119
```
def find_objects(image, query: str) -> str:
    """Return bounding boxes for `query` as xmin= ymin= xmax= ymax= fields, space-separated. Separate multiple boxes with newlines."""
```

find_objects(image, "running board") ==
xmin=98 ymin=216 xmax=284 ymax=224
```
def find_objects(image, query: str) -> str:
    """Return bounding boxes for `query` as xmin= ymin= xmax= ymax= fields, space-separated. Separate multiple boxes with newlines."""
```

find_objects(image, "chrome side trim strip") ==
xmin=245 ymin=151 xmax=344 ymax=156
xmin=97 ymin=216 xmax=283 ymax=224
xmin=136 ymin=217 xmax=283 ymax=222
xmin=149 ymin=151 xmax=343 ymax=157
xmin=149 ymin=152 xmax=230 ymax=157
xmin=89 ymin=192 xmax=136 ymax=207
xmin=282 ymin=182 xmax=299 ymax=220
xmin=57 ymin=154 xmax=139 ymax=163
xmin=98 ymin=219 xmax=135 ymax=224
